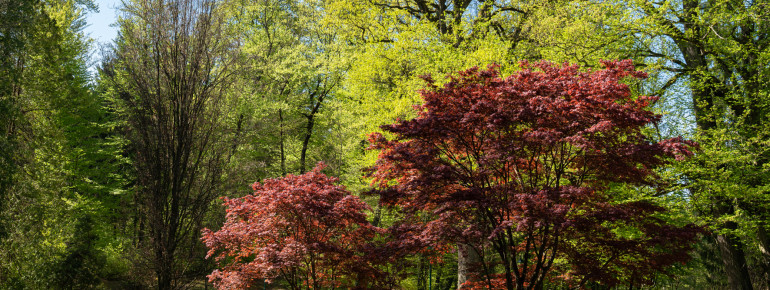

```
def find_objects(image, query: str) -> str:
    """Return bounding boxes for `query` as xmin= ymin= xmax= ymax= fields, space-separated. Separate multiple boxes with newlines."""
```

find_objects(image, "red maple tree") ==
xmin=201 ymin=164 xmax=390 ymax=289
xmin=367 ymin=60 xmax=702 ymax=289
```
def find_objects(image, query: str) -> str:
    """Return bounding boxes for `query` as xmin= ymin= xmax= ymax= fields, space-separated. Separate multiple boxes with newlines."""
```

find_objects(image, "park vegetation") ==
xmin=0 ymin=0 xmax=768 ymax=289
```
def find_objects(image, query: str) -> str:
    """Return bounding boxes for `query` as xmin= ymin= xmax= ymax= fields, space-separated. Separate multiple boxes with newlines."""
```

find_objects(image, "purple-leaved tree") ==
xmin=367 ymin=60 xmax=702 ymax=289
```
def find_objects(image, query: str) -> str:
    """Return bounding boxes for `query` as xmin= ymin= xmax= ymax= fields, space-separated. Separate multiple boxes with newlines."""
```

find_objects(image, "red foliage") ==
xmin=201 ymin=164 xmax=389 ymax=289
xmin=367 ymin=60 xmax=702 ymax=289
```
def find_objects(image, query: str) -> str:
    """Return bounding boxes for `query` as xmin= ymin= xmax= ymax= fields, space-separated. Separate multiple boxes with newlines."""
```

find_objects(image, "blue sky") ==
xmin=83 ymin=0 xmax=120 ymax=73
xmin=84 ymin=0 xmax=120 ymax=47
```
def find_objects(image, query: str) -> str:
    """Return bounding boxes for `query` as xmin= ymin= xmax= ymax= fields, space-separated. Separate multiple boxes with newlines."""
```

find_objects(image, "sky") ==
xmin=83 ymin=0 xmax=120 ymax=72
xmin=84 ymin=0 xmax=120 ymax=49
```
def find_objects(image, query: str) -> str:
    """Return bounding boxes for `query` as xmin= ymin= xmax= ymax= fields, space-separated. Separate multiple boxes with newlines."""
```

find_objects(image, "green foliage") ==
xmin=0 ymin=0 xmax=131 ymax=287
xmin=222 ymin=0 xmax=361 ymax=186
xmin=604 ymin=0 xmax=770 ymax=286
xmin=0 ymin=0 xmax=766 ymax=287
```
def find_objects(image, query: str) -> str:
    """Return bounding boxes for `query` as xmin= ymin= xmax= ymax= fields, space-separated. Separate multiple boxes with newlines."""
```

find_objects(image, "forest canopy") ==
xmin=0 ymin=0 xmax=768 ymax=289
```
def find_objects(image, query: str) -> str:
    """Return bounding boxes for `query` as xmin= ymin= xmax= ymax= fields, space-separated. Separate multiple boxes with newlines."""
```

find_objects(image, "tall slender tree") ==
xmin=0 ymin=0 xmax=39 ymax=238
xmin=104 ymin=0 xmax=238 ymax=287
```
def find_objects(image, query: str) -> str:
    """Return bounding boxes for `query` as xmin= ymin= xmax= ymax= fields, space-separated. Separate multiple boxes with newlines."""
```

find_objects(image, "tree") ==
xmin=202 ymin=164 xmax=390 ymax=289
xmin=0 ymin=0 xmax=38 ymax=226
xmin=367 ymin=60 xmax=702 ymax=289
xmin=326 ymin=0 xmax=633 ymax=127
xmin=0 ymin=0 xmax=132 ymax=287
xmin=103 ymin=0 xmax=239 ymax=287
xmin=324 ymin=0 xmax=635 ymax=204
xmin=323 ymin=1 xmax=649 ymax=285
xmin=605 ymin=0 xmax=770 ymax=287
xmin=221 ymin=0 xmax=350 ymax=184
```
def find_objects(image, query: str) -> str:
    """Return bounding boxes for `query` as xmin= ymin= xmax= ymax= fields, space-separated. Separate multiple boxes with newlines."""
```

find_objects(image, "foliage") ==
xmin=223 ymin=0 xmax=354 ymax=183
xmin=605 ymin=0 xmax=770 ymax=287
xmin=0 ymin=0 xmax=133 ymax=287
xmin=0 ymin=0 xmax=38 ymax=223
xmin=103 ymin=0 xmax=240 ymax=287
xmin=3 ymin=0 xmax=766 ymax=287
xmin=367 ymin=60 xmax=702 ymax=288
xmin=327 ymin=0 xmax=634 ymax=131
xmin=323 ymin=0 xmax=641 ymax=204
xmin=202 ymin=164 xmax=391 ymax=289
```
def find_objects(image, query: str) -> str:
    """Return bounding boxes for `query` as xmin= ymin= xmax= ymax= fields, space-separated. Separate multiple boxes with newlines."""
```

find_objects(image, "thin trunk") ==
xmin=299 ymin=95 xmax=323 ymax=174
xmin=226 ymin=113 xmax=243 ymax=164
xmin=371 ymin=204 xmax=382 ymax=227
xmin=135 ymin=194 xmax=145 ymax=246
xmin=299 ymin=114 xmax=312 ymax=174
xmin=418 ymin=256 xmax=427 ymax=290
xmin=279 ymin=109 xmax=286 ymax=175
xmin=157 ymin=243 xmax=174 ymax=290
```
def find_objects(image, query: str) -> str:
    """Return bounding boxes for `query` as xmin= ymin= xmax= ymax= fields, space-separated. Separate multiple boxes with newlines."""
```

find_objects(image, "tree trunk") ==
xmin=757 ymin=226 xmax=770 ymax=289
xmin=279 ymin=109 xmax=286 ymax=175
xmin=299 ymin=112 xmax=312 ymax=174
xmin=299 ymin=94 xmax=323 ymax=174
xmin=676 ymin=1 xmax=752 ymax=283
xmin=457 ymin=243 xmax=481 ymax=289
xmin=716 ymin=222 xmax=753 ymax=290
xmin=156 ymin=247 xmax=174 ymax=290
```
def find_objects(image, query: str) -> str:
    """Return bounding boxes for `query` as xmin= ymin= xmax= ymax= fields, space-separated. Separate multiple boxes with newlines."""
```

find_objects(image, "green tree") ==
xmin=225 ymin=0 xmax=354 ymax=182
xmin=1 ymin=0 xmax=132 ymax=287
xmin=602 ymin=0 xmax=770 ymax=288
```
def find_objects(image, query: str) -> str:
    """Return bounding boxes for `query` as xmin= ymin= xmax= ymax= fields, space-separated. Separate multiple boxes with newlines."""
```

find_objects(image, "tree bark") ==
xmin=279 ymin=109 xmax=286 ymax=175
xmin=457 ymin=243 xmax=481 ymax=289
xmin=757 ymin=225 xmax=770 ymax=289
xmin=676 ymin=0 xmax=752 ymax=285
xmin=299 ymin=94 xmax=323 ymax=174
xmin=716 ymin=225 xmax=753 ymax=290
